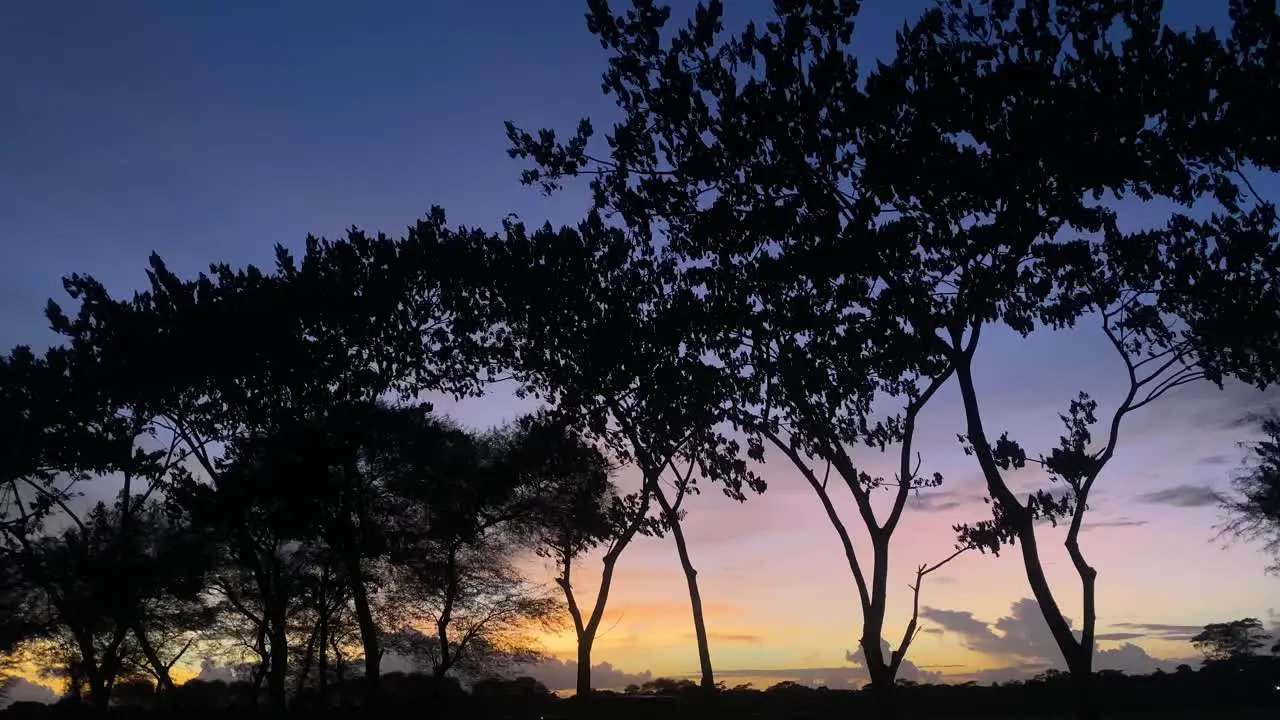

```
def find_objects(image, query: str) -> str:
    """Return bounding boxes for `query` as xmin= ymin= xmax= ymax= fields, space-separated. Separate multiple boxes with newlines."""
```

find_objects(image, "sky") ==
xmin=2 ymin=0 xmax=1278 ymax=698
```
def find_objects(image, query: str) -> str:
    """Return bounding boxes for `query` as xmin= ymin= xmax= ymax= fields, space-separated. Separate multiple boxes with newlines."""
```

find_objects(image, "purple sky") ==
xmin=2 ymin=0 xmax=1277 ymax=692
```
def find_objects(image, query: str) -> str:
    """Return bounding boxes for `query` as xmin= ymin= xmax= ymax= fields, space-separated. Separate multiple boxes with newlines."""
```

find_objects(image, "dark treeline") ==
xmin=4 ymin=1 xmax=1280 ymax=719
xmin=5 ymin=663 xmax=1280 ymax=719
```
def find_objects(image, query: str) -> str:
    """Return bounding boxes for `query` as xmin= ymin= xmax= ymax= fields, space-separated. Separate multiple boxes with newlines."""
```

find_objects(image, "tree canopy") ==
xmin=2 ymin=3 xmax=1279 ymax=720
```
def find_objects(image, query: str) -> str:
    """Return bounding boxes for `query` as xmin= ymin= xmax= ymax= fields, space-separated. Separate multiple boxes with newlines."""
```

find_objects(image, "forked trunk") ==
xmin=956 ymin=357 xmax=1098 ymax=720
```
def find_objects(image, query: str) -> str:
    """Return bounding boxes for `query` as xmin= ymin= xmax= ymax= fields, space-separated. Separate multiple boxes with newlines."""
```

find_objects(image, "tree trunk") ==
xmin=861 ymin=538 xmax=901 ymax=719
xmin=88 ymin=678 xmax=111 ymax=719
xmin=80 ymin=656 xmax=111 ymax=720
xmin=867 ymin=667 xmax=899 ymax=720
xmin=652 ymin=483 xmax=715 ymax=691
xmin=75 ymin=629 xmax=121 ymax=718
xmin=345 ymin=555 xmax=381 ymax=691
xmin=955 ymin=357 xmax=1096 ymax=720
xmin=330 ymin=635 xmax=347 ymax=709
xmin=133 ymin=626 xmax=176 ymax=693
xmin=575 ymin=636 xmax=594 ymax=699
xmin=558 ymin=488 xmax=653 ymax=701
xmin=318 ymin=605 xmax=330 ymax=705
xmin=1068 ymin=653 xmax=1100 ymax=720
xmin=565 ymin=554 xmax=619 ymax=700
xmin=267 ymin=604 xmax=289 ymax=718
xmin=295 ymin=627 xmax=318 ymax=699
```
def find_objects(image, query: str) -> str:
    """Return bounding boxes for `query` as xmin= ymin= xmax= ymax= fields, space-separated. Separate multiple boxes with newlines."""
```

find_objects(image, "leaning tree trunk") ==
xmin=558 ymin=489 xmax=654 ymax=700
xmin=956 ymin=361 xmax=1099 ymax=720
xmin=133 ymin=625 xmax=176 ymax=693
xmin=563 ymin=551 xmax=625 ymax=698
xmin=344 ymin=555 xmax=381 ymax=691
xmin=1018 ymin=519 xmax=1099 ymax=720
xmin=651 ymin=483 xmax=715 ymax=691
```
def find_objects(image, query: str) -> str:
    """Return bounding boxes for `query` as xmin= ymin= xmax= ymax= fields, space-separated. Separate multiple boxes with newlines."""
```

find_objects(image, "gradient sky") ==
xmin=2 ymin=0 xmax=1278 ymax=695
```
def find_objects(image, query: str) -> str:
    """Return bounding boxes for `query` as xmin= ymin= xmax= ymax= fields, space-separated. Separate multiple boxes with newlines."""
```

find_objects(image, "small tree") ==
xmin=517 ymin=419 xmax=656 ymax=698
xmin=1191 ymin=619 xmax=1272 ymax=669
xmin=384 ymin=539 xmax=556 ymax=683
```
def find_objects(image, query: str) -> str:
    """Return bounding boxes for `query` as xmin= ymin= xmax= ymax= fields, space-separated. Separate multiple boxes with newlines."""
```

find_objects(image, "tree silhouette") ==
xmin=1220 ymin=410 xmax=1280 ymax=573
xmin=502 ymin=2 xmax=1280 ymax=719
xmin=501 ymin=1 xmax=967 ymax=713
xmin=35 ymin=214 xmax=505 ymax=713
xmin=1191 ymin=618 xmax=1273 ymax=669
xmin=4 ymin=5 xmax=1279 ymax=715
xmin=457 ymin=215 xmax=755 ymax=694
xmin=518 ymin=419 xmax=660 ymax=699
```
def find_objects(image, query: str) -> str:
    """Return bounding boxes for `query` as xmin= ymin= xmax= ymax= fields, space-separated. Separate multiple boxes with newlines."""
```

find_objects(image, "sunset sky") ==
xmin=2 ymin=0 xmax=1278 ymax=698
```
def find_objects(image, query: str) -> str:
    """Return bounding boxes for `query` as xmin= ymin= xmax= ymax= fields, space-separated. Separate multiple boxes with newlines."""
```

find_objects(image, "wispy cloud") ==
xmin=909 ymin=490 xmax=981 ymax=513
xmin=1106 ymin=622 xmax=1203 ymax=642
xmin=1082 ymin=518 xmax=1149 ymax=531
xmin=1197 ymin=454 xmax=1232 ymax=466
xmin=1132 ymin=485 xmax=1223 ymax=508
xmin=682 ymin=632 xmax=763 ymax=644
xmin=1094 ymin=632 xmax=1146 ymax=641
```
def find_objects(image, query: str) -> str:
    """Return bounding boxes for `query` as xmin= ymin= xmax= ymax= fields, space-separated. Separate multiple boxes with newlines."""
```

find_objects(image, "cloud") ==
xmin=194 ymin=658 xmax=240 ymax=683
xmin=1093 ymin=643 xmax=1187 ymax=675
xmin=0 ymin=677 xmax=57 ymax=707
xmin=922 ymin=599 xmax=1062 ymax=664
xmin=963 ymin=664 xmax=1050 ymax=685
xmin=1081 ymin=518 xmax=1149 ymax=531
xmin=681 ymin=632 xmax=762 ymax=644
xmin=1181 ymin=382 xmax=1278 ymax=432
xmin=513 ymin=658 xmax=653 ymax=693
xmin=845 ymin=638 xmax=945 ymax=685
xmin=715 ymin=666 xmax=870 ymax=689
xmin=1198 ymin=454 xmax=1233 ymax=466
xmin=923 ymin=600 xmax=1201 ymax=677
xmin=1105 ymin=622 xmax=1203 ymax=642
xmin=909 ymin=490 xmax=978 ymax=513
xmin=1132 ymin=484 xmax=1223 ymax=508
xmin=1094 ymin=632 xmax=1146 ymax=641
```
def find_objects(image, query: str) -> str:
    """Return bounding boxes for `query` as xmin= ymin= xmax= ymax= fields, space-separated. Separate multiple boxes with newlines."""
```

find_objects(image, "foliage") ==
xmin=1220 ymin=410 xmax=1280 ymax=573
xmin=2 ymin=3 xmax=1279 ymax=719
xmin=503 ymin=3 xmax=1280 ymax=717
xmin=1191 ymin=618 xmax=1275 ymax=667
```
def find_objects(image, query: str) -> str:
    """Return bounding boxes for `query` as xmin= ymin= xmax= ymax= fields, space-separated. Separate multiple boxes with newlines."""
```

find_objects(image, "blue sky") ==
xmin=2 ymin=0 xmax=1277 ymax=691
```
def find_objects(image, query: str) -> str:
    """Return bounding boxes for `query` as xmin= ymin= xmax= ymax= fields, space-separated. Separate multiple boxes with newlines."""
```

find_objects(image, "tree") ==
xmin=1 ymin=338 xmax=204 ymax=715
xmin=502 ymin=1 xmax=962 ymax=712
xmin=380 ymin=415 xmax=574 ymax=695
xmin=504 ymin=2 xmax=1280 ymax=718
xmin=42 ymin=215 xmax=501 ymax=712
xmin=384 ymin=539 xmax=556 ymax=683
xmin=1220 ymin=410 xmax=1280 ymax=573
xmin=459 ymin=215 xmax=756 ymax=694
xmin=1191 ymin=619 xmax=1272 ymax=668
xmin=98 ymin=501 xmax=219 ymax=695
xmin=518 ymin=419 xmax=661 ymax=699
